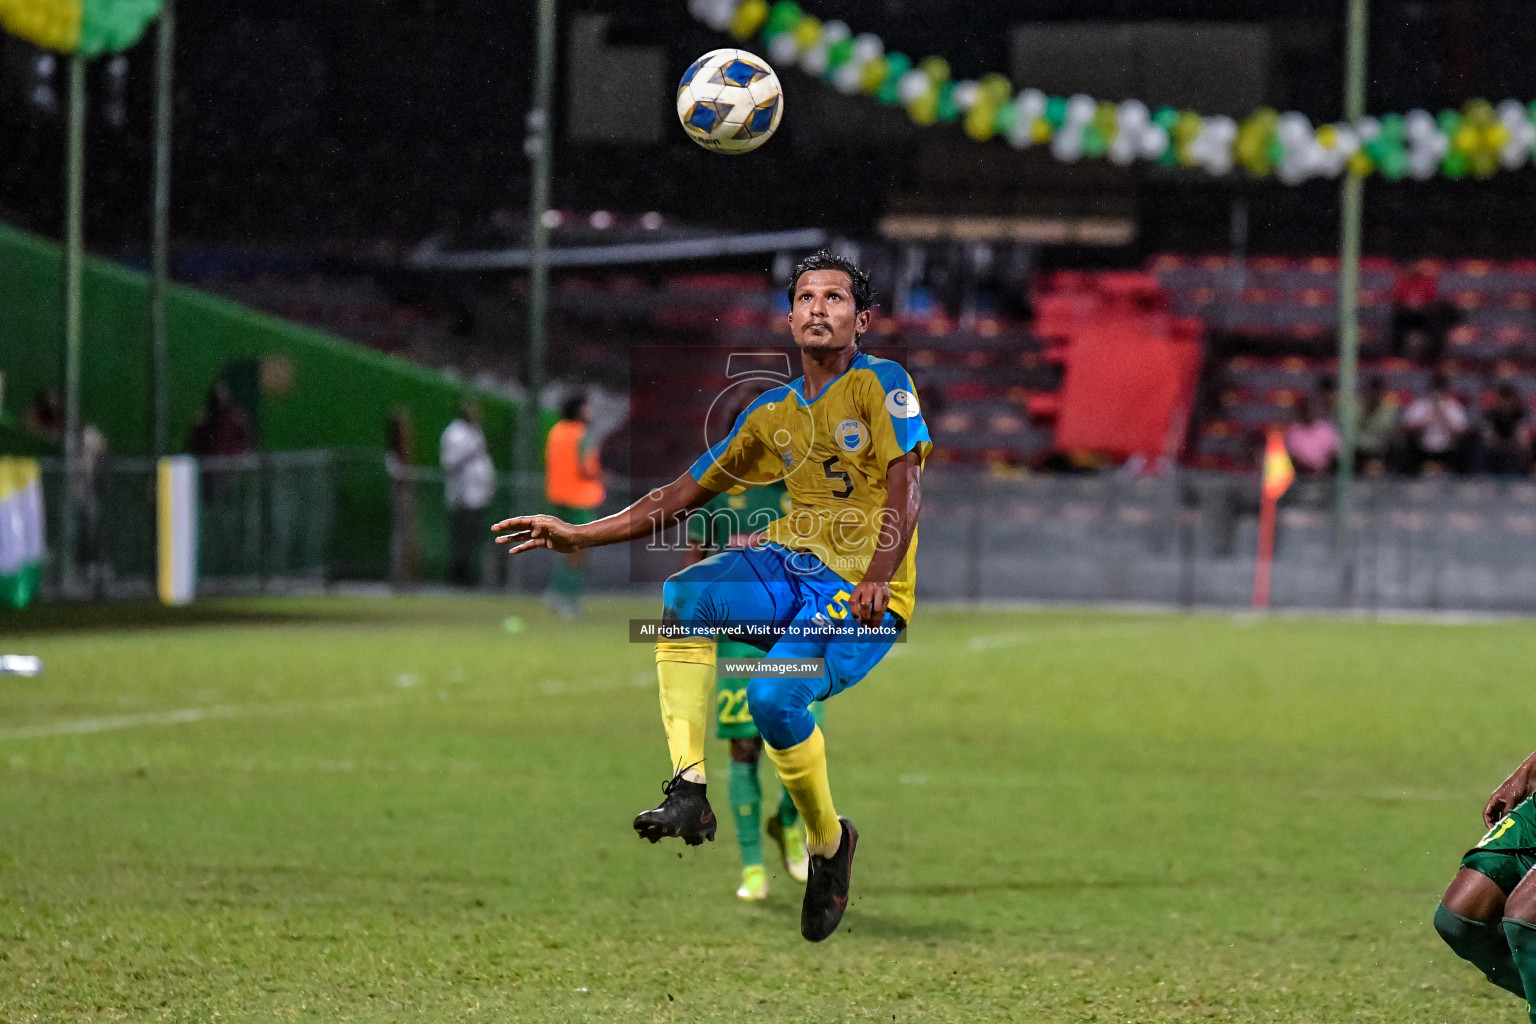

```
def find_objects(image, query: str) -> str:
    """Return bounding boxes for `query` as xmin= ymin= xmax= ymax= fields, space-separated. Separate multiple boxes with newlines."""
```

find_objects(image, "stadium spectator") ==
xmin=1403 ymin=371 xmax=1470 ymax=474
xmin=1284 ymin=395 xmax=1339 ymax=475
xmin=1480 ymin=383 xmax=1532 ymax=477
xmin=1390 ymin=263 xmax=1458 ymax=365
xmin=1356 ymin=375 xmax=1401 ymax=475
xmin=440 ymin=402 xmax=495 ymax=587
xmin=186 ymin=381 xmax=253 ymax=457
xmin=24 ymin=387 xmax=62 ymax=444
xmin=542 ymin=393 xmax=604 ymax=618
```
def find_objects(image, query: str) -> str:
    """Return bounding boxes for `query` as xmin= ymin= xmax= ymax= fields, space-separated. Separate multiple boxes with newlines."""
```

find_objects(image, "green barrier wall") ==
xmin=0 ymin=222 xmax=534 ymax=579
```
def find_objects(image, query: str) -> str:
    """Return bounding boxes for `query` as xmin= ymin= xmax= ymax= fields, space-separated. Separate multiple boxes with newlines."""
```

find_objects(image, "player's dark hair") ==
xmin=560 ymin=393 xmax=587 ymax=422
xmin=787 ymin=250 xmax=873 ymax=315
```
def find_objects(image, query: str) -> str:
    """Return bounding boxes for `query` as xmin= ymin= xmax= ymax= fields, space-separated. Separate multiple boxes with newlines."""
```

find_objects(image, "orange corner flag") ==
xmin=1261 ymin=428 xmax=1294 ymax=500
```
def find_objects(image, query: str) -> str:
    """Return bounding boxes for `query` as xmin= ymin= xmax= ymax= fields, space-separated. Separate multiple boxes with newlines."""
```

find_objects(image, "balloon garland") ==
xmin=688 ymin=0 xmax=1536 ymax=182
xmin=0 ymin=0 xmax=162 ymax=57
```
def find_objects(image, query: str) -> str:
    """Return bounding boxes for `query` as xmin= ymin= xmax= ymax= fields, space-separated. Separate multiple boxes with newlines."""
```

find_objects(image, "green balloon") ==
xmin=1082 ymin=124 xmax=1107 ymax=157
xmin=992 ymin=101 xmax=1018 ymax=137
xmin=937 ymin=82 xmax=959 ymax=124
xmin=764 ymin=2 xmax=802 ymax=40
xmin=825 ymin=38 xmax=854 ymax=74
xmin=877 ymin=52 xmax=910 ymax=104
xmin=1379 ymin=113 xmax=1406 ymax=142
xmin=1266 ymin=137 xmax=1286 ymax=165
xmin=1442 ymin=149 xmax=1469 ymax=179
xmin=1045 ymin=95 xmax=1067 ymax=128
xmin=1152 ymin=106 xmax=1181 ymax=132
xmin=1438 ymin=109 xmax=1462 ymax=135
xmin=1380 ymin=148 xmax=1408 ymax=180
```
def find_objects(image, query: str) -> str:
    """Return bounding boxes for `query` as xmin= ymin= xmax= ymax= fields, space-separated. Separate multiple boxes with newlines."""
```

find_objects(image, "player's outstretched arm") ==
xmin=493 ymin=471 xmax=717 ymax=555
xmin=1485 ymin=750 xmax=1536 ymax=827
xmin=850 ymin=450 xmax=923 ymax=628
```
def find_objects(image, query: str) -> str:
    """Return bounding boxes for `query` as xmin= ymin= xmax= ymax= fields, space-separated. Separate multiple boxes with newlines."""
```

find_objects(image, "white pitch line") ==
xmin=0 ymin=694 xmax=404 ymax=742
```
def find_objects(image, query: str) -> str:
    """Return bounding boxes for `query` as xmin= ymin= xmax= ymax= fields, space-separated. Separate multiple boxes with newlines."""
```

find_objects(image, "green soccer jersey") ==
xmin=685 ymin=481 xmax=792 ymax=553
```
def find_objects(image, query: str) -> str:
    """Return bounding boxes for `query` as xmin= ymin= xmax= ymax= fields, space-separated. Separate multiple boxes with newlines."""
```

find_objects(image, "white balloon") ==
xmin=704 ymin=0 xmax=737 ymax=30
xmin=1066 ymin=93 xmax=1096 ymax=126
xmin=832 ymin=61 xmax=863 ymax=95
xmin=1427 ymin=130 xmax=1450 ymax=158
xmin=1017 ymin=88 xmax=1048 ymax=123
xmin=1205 ymin=148 xmax=1234 ymax=176
xmin=1499 ymin=99 xmax=1527 ymax=125
xmin=1332 ymin=126 xmax=1360 ymax=157
xmin=1404 ymin=108 xmax=1436 ymax=142
xmin=952 ymin=80 xmax=980 ymax=112
xmin=1408 ymin=150 xmax=1439 ymax=180
xmin=1501 ymin=140 xmax=1529 ymax=170
xmin=1204 ymin=115 xmax=1237 ymax=144
xmin=1117 ymin=99 xmax=1150 ymax=133
xmin=1277 ymin=112 xmax=1312 ymax=149
xmin=1108 ymin=133 xmax=1138 ymax=165
xmin=1051 ymin=125 xmax=1084 ymax=162
xmin=897 ymin=69 xmax=930 ymax=106
xmin=1007 ymin=114 xmax=1034 ymax=150
xmin=1138 ymin=123 xmax=1169 ymax=160
xmin=801 ymin=44 xmax=829 ymax=77
xmin=1354 ymin=115 xmax=1380 ymax=142
xmin=820 ymin=20 xmax=851 ymax=45
xmin=769 ymin=31 xmax=800 ymax=66
xmin=851 ymin=32 xmax=883 ymax=64
xmin=1276 ymin=158 xmax=1309 ymax=185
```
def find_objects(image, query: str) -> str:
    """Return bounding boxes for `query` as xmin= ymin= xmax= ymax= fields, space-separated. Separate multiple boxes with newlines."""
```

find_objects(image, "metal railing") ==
xmin=26 ymin=453 xmax=1536 ymax=613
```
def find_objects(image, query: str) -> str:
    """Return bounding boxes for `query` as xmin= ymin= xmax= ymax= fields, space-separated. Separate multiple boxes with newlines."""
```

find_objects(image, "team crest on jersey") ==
xmin=885 ymin=388 xmax=920 ymax=419
xmin=780 ymin=448 xmax=796 ymax=467
xmin=835 ymin=419 xmax=868 ymax=452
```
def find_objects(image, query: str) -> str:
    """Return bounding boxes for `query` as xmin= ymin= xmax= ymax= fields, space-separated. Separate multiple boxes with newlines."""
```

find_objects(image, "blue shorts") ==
xmin=661 ymin=543 xmax=901 ymax=749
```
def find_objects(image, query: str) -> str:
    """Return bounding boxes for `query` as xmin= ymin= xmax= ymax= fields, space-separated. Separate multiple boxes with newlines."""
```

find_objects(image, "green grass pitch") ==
xmin=1 ymin=595 xmax=1534 ymax=1022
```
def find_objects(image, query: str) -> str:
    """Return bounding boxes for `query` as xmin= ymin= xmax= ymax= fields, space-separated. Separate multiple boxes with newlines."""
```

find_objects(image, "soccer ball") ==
xmin=676 ymin=49 xmax=783 ymax=155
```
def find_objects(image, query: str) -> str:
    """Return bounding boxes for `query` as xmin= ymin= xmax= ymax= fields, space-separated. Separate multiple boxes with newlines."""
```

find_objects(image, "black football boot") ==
xmin=632 ymin=768 xmax=717 ymax=846
xmin=801 ymin=817 xmax=858 ymax=941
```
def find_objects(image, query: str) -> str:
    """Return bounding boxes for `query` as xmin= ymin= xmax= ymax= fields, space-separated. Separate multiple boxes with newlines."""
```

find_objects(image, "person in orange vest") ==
xmin=544 ymin=394 xmax=605 ymax=618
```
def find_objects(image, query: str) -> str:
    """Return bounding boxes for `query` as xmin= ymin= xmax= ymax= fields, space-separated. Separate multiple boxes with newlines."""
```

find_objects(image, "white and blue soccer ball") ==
xmin=676 ymin=48 xmax=784 ymax=155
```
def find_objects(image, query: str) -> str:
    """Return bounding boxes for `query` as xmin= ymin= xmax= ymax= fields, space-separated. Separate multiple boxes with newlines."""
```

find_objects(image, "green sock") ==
xmin=552 ymin=562 xmax=584 ymax=599
xmin=777 ymin=784 xmax=800 ymax=828
xmin=1434 ymin=904 xmax=1524 ymax=997
xmin=1502 ymin=917 xmax=1536 ymax=1013
xmin=728 ymin=758 xmax=763 ymax=867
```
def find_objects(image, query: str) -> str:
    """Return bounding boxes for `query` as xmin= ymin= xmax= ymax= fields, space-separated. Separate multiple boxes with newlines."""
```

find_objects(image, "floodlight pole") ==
xmin=60 ymin=53 xmax=87 ymax=594
xmin=1334 ymin=0 xmax=1368 ymax=561
xmin=519 ymin=0 xmax=557 ymax=524
xmin=150 ymin=0 xmax=175 ymax=458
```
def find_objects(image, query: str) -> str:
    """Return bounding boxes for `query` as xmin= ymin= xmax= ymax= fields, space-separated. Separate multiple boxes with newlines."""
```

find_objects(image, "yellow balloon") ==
xmin=0 ymin=0 xmax=81 ymax=53
xmin=1347 ymin=151 xmax=1374 ymax=177
xmin=1031 ymin=117 xmax=1053 ymax=143
xmin=1316 ymin=124 xmax=1338 ymax=150
xmin=918 ymin=56 xmax=950 ymax=85
xmin=980 ymin=73 xmax=1012 ymax=105
xmin=1454 ymin=124 xmax=1479 ymax=154
xmin=908 ymin=90 xmax=938 ymax=126
xmin=1173 ymin=111 xmax=1201 ymax=166
xmin=792 ymin=16 xmax=821 ymax=51
xmin=965 ymin=102 xmax=997 ymax=142
xmin=729 ymin=0 xmax=769 ymax=41
xmin=859 ymin=55 xmax=888 ymax=93
xmin=1092 ymin=101 xmax=1118 ymax=144
xmin=1486 ymin=122 xmax=1512 ymax=153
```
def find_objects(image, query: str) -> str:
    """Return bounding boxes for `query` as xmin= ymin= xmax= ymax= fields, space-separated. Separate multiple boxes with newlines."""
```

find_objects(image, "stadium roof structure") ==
xmin=408 ymin=227 xmax=828 ymax=272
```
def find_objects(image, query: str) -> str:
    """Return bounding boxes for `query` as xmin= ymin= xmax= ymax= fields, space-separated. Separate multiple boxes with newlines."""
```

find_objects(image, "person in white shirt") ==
xmin=1402 ymin=371 xmax=1470 ymax=474
xmin=440 ymin=402 xmax=496 ymax=586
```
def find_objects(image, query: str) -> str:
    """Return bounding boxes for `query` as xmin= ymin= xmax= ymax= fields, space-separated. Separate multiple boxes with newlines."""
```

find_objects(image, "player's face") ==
xmin=788 ymin=270 xmax=869 ymax=353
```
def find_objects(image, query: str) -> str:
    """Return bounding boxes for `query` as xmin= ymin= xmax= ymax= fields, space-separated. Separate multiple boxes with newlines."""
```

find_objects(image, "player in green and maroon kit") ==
xmin=1435 ymin=748 xmax=1536 ymax=1015
xmin=681 ymin=477 xmax=822 ymax=901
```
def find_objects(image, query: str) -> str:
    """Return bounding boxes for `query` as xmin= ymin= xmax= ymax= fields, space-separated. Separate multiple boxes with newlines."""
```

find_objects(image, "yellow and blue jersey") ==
xmin=688 ymin=351 xmax=932 ymax=621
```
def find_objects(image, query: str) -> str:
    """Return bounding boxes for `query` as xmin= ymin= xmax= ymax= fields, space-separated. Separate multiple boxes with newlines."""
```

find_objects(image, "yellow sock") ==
xmin=655 ymin=639 xmax=714 ymax=781
xmin=765 ymin=726 xmax=840 ymax=857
